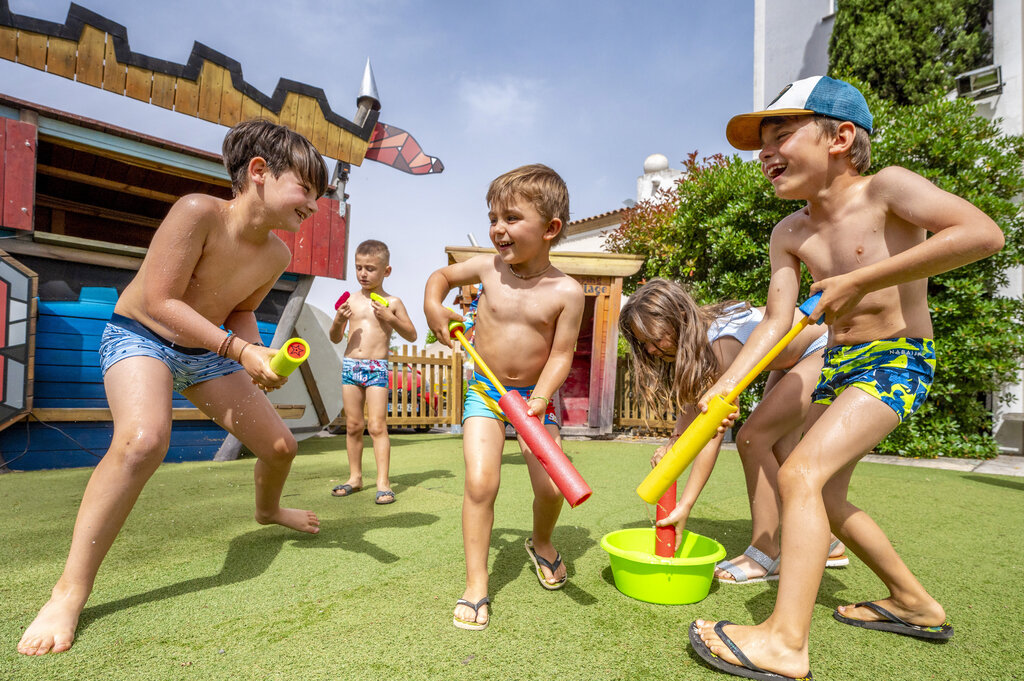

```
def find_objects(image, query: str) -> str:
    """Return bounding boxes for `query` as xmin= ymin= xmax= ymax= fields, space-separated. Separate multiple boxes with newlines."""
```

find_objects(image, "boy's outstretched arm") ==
xmin=810 ymin=167 xmax=1004 ymax=324
xmin=423 ymin=255 xmax=487 ymax=347
xmin=525 ymin=280 xmax=584 ymax=417
xmin=697 ymin=234 xmax=803 ymax=415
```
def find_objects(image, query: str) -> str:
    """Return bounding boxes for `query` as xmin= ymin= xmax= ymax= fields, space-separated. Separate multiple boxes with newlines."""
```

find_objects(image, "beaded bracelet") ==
xmin=529 ymin=395 xmax=550 ymax=406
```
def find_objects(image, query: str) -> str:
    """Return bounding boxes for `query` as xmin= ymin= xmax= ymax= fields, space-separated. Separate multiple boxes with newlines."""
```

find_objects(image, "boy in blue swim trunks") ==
xmin=329 ymin=240 xmax=417 ymax=504
xmin=18 ymin=120 xmax=327 ymax=657
xmin=425 ymin=164 xmax=585 ymax=630
xmin=689 ymin=76 xmax=1004 ymax=681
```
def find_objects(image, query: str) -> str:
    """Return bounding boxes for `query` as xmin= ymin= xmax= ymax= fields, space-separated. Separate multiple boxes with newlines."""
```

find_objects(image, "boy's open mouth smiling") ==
xmin=496 ymin=239 xmax=514 ymax=250
xmin=764 ymin=162 xmax=787 ymax=180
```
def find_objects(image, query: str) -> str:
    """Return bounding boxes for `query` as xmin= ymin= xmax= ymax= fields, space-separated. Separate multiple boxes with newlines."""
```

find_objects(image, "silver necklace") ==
xmin=508 ymin=262 xmax=551 ymax=280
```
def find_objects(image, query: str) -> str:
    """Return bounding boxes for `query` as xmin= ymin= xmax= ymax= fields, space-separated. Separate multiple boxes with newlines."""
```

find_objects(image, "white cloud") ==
xmin=458 ymin=75 xmax=544 ymax=134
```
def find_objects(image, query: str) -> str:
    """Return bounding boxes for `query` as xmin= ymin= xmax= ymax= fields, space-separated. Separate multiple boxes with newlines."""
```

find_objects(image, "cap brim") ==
xmin=726 ymin=108 xmax=815 ymax=150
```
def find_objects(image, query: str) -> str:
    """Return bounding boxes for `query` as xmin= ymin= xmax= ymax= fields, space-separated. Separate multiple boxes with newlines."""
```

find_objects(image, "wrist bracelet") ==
xmin=217 ymin=331 xmax=233 ymax=357
xmin=529 ymin=395 xmax=549 ymax=406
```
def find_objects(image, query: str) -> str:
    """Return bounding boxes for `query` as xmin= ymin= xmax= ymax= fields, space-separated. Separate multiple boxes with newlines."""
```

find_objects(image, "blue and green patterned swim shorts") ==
xmin=811 ymin=337 xmax=935 ymax=422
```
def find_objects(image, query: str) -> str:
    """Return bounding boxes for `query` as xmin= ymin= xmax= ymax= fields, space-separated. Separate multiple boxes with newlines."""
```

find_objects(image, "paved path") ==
xmin=608 ymin=434 xmax=1024 ymax=478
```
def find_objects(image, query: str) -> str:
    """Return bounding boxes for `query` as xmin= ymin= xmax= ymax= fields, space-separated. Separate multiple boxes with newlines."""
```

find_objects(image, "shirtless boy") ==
xmin=689 ymin=76 xmax=1004 ymax=681
xmin=18 ymin=119 xmax=327 ymax=656
xmin=330 ymin=240 xmax=417 ymax=504
xmin=424 ymin=163 xmax=585 ymax=630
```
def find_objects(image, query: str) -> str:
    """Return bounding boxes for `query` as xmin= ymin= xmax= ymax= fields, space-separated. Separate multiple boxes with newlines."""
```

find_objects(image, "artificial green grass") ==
xmin=2 ymin=434 xmax=1022 ymax=680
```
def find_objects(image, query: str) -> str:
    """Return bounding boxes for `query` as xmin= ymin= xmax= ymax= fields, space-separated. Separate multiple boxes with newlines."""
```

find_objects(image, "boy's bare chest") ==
xmin=478 ymin=285 xmax=557 ymax=329
xmin=188 ymin=239 xmax=278 ymax=299
xmin=797 ymin=210 xmax=921 ymax=278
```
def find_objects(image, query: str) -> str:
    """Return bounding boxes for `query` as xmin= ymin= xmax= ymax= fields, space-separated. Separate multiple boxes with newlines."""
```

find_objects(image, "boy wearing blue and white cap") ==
xmin=689 ymin=76 xmax=1004 ymax=681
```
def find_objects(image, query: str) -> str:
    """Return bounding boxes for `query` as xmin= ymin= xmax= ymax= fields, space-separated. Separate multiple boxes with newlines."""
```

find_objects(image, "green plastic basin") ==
xmin=600 ymin=528 xmax=726 ymax=605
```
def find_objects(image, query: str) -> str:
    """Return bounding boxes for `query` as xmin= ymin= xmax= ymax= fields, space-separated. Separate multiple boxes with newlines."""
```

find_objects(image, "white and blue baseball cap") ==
xmin=727 ymin=76 xmax=873 ymax=151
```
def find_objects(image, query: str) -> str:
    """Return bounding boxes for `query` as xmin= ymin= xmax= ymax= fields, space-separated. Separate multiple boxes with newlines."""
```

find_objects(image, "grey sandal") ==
xmin=716 ymin=545 xmax=780 ymax=584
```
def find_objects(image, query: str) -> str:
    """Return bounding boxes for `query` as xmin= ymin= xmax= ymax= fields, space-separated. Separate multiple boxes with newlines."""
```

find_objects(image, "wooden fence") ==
xmin=613 ymin=358 xmax=675 ymax=435
xmin=332 ymin=346 xmax=464 ymax=431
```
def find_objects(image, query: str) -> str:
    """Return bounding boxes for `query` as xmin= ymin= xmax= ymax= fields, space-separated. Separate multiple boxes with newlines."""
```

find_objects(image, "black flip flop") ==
xmin=453 ymin=596 xmax=490 ymax=631
xmin=689 ymin=621 xmax=814 ymax=681
xmin=525 ymin=537 xmax=566 ymax=590
xmin=833 ymin=601 xmax=953 ymax=641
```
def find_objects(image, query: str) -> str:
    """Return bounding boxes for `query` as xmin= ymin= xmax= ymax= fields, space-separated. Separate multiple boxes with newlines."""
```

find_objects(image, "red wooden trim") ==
xmin=310 ymin=198 xmax=331 ymax=276
xmin=0 ymin=121 xmax=5 ymax=222
xmin=2 ymin=119 xmax=36 ymax=230
xmin=327 ymin=206 xmax=347 ymax=279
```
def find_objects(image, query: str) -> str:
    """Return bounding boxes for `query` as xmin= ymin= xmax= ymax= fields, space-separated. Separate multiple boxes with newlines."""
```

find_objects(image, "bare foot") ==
xmin=836 ymin=597 xmax=946 ymax=628
xmin=256 ymin=507 xmax=320 ymax=534
xmin=18 ymin=587 xmax=89 ymax=655
xmin=453 ymin=589 xmax=489 ymax=628
xmin=695 ymin=619 xmax=809 ymax=679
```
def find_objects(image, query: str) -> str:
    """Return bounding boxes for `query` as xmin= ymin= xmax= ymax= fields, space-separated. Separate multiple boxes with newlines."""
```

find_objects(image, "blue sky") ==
xmin=0 ymin=0 xmax=754 ymax=335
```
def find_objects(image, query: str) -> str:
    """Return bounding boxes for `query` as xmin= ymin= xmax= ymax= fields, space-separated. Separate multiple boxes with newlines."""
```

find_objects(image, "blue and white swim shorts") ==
xmin=342 ymin=357 xmax=390 ymax=388
xmin=99 ymin=313 xmax=244 ymax=393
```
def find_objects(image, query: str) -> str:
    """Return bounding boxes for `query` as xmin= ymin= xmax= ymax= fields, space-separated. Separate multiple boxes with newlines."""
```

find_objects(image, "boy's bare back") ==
xmin=115 ymin=193 xmax=290 ymax=342
xmin=461 ymin=254 xmax=582 ymax=386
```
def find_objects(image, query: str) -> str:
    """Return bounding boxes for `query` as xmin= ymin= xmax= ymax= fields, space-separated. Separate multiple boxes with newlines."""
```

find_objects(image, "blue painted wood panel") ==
xmin=0 ymin=287 xmax=278 ymax=471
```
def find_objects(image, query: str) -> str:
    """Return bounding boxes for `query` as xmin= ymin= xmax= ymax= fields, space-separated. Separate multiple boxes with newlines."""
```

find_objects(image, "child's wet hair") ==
xmin=619 ymin=278 xmax=747 ymax=413
xmin=222 ymin=119 xmax=329 ymax=197
xmin=355 ymin=239 xmax=390 ymax=265
xmin=486 ymin=164 xmax=570 ymax=246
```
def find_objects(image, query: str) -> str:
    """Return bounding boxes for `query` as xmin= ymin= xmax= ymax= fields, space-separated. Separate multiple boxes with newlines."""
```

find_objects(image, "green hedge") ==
xmin=607 ymin=88 xmax=1024 ymax=458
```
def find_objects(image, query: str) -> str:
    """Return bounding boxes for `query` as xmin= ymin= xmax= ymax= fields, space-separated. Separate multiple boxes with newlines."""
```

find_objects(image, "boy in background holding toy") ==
xmin=424 ymin=164 xmax=585 ymax=630
xmin=18 ymin=119 xmax=327 ymax=656
xmin=330 ymin=240 xmax=417 ymax=505
xmin=690 ymin=76 xmax=1003 ymax=681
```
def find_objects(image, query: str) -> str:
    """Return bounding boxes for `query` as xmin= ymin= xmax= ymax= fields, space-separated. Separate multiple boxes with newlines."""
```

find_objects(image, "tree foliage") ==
xmin=607 ymin=87 xmax=1024 ymax=458
xmin=828 ymin=0 xmax=993 ymax=106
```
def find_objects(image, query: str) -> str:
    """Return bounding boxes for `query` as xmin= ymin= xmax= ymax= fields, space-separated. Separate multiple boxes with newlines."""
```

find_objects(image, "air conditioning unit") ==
xmin=955 ymin=65 xmax=1003 ymax=100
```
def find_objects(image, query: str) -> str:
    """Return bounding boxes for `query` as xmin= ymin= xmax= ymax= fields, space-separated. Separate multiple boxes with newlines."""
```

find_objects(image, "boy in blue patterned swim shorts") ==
xmin=329 ymin=240 xmax=417 ymax=504
xmin=688 ymin=77 xmax=1005 ymax=681
xmin=19 ymin=120 xmax=328 ymax=657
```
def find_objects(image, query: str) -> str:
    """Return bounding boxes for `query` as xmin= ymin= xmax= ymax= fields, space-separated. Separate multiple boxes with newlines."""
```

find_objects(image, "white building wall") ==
xmin=754 ymin=0 xmax=835 ymax=109
xmin=991 ymin=0 xmax=1024 ymax=443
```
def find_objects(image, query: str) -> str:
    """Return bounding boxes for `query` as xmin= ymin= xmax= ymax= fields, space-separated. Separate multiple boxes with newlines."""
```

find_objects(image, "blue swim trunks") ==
xmin=342 ymin=357 xmax=389 ymax=388
xmin=812 ymin=337 xmax=936 ymax=422
xmin=463 ymin=372 xmax=558 ymax=427
xmin=99 ymin=313 xmax=244 ymax=393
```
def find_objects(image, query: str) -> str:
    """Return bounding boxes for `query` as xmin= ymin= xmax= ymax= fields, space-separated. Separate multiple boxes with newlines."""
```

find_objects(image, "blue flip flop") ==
xmin=375 ymin=489 xmax=396 ymax=505
xmin=331 ymin=483 xmax=361 ymax=497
